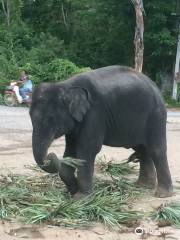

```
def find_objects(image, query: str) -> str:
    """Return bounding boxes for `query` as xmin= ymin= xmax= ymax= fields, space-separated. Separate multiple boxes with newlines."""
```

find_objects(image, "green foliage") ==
xmin=25 ymin=33 xmax=65 ymax=65
xmin=98 ymin=159 xmax=136 ymax=177
xmin=0 ymin=169 xmax=143 ymax=228
xmin=163 ymin=91 xmax=180 ymax=108
xmin=19 ymin=59 xmax=91 ymax=85
xmin=48 ymin=59 xmax=80 ymax=81
xmin=152 ymin=202 xmax=180 ymax=227
xmin=143 ymin=1 xmax=177 ymax=77
xmin=0 ymin=0 xmax=177 ymax=89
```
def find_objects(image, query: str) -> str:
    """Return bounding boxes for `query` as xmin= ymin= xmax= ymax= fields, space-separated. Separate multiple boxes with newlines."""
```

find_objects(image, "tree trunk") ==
xmin=1 ymin=0 xmax=10 ymax=26
xmin=6 ymin=0 xmax=10 ymax=26
xmin=131 ymin=0 xmax=145 ymax=73
xmin=61 ymin=2 xmax=68 ymax=30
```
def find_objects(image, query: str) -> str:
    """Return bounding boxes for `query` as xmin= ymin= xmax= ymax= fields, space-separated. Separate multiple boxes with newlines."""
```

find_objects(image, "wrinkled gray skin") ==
xmin=30 ymin=66 xmax=173 ymax=198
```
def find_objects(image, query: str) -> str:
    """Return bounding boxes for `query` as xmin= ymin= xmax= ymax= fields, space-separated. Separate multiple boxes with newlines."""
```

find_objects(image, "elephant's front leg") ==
xmin=59 ymin=163 xmax=78 ymax=195
xmin=77 ymin=155 xmax=96 ymax=196
xmin=59 ymin=136 xmax=78 ymax=195
xmin=73 ymin=141 xmax=102 ymax=199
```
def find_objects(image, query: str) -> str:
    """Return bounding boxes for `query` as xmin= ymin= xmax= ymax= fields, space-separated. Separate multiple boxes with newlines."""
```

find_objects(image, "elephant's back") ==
xmin=87 ymin=66 xmax=161 ymax=99
xmin=71 ymin=65 xmax=158 ymax=95
xmin=67 ymin=65 xmax=165 ymax=111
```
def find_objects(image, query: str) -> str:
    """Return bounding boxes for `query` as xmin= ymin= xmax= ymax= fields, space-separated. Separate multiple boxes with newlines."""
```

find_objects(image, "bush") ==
xmin=19 ymin=59 xmax=91 ymax=85
xmin=19 ymin=62 xmax=49 ymax=84
xmin=0 ymin=55 xmax=19 ymax=93
xmin=48 ymin=59 xmax=80 ymax=82
xmin=163 ymin=92 xmax=180 ymax=108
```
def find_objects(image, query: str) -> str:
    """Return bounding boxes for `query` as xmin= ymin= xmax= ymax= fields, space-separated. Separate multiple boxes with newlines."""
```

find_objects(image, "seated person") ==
xmin=19 ymin=71 xmax=33 ymax=101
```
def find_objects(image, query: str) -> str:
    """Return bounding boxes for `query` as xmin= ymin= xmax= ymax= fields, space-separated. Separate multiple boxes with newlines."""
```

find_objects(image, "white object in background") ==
xmin=172 ymin=34 xmax=180 ymax=100
xmin=13 ymin=86 xmax=23 ymax=103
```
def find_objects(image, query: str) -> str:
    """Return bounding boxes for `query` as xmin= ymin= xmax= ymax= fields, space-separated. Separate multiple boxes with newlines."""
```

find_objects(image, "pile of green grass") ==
xmin=98 ymin=159 xmax=137 ymax=178
xmin=0 ymin=159 xmax=143 ymax=228
xmin=152 ymin=202 xmax=180 ymax=227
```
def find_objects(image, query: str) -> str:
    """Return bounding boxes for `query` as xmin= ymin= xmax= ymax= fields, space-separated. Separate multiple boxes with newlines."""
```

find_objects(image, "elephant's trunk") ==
xmin=32 ymin=131 xmax=61 ymax=173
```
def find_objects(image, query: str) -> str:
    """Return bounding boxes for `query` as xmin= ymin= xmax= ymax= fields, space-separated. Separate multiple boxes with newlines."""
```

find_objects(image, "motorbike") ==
xmin=4 ymin=81 xmax=32 ymax=107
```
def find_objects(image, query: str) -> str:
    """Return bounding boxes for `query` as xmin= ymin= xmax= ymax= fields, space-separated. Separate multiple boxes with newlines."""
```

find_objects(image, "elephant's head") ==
xmin=29 ymin=82 xmax=90 ymax=173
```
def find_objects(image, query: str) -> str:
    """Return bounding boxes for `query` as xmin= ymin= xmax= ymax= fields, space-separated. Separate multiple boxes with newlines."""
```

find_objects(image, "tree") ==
xmin=131 ymin=0 xmax=145 ymax=72
xmin=1 ymin=0 xmax=10 ymax=25
xmin=0 ymin=0 xmax=177 ymax=87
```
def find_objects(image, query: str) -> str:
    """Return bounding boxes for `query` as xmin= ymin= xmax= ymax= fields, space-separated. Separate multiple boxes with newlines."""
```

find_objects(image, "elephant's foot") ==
xmin=155 ymin=186 xmax=174 ymax=198
xmin=135 ymin=178 xmax=156 ymax=189
xmin=68 ymin=185 xmax=79 ymax=196
xmin=72 ymin=191 xmax=90 ymax=200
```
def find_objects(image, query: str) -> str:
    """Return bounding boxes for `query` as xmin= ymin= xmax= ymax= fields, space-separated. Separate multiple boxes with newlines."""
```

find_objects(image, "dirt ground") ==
xmin=0 ymin=106 xmax=180 ymax=240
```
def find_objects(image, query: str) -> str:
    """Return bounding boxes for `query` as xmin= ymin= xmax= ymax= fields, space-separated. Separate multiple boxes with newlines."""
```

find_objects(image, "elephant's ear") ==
xmin=69 ymin=87 xmax=91 ymax=122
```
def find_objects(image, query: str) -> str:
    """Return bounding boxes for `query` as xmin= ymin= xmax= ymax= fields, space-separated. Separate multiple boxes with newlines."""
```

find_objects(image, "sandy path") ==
xmin=0 ymin=106 xmax=180 ymax=239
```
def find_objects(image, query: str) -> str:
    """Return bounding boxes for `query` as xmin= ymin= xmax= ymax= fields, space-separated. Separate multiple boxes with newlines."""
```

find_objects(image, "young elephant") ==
xmin=30 ymin=66 xmax=173 ymax=198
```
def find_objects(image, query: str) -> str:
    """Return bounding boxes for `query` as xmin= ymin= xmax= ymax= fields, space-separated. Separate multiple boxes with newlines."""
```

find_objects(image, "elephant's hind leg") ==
xmin=136 ymin=146 xmax=157 ymax=189
xmin=147 ymin=113 xmax=173 ymax=197
xmin=149 ymin=146 xmax=173 ymax=198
